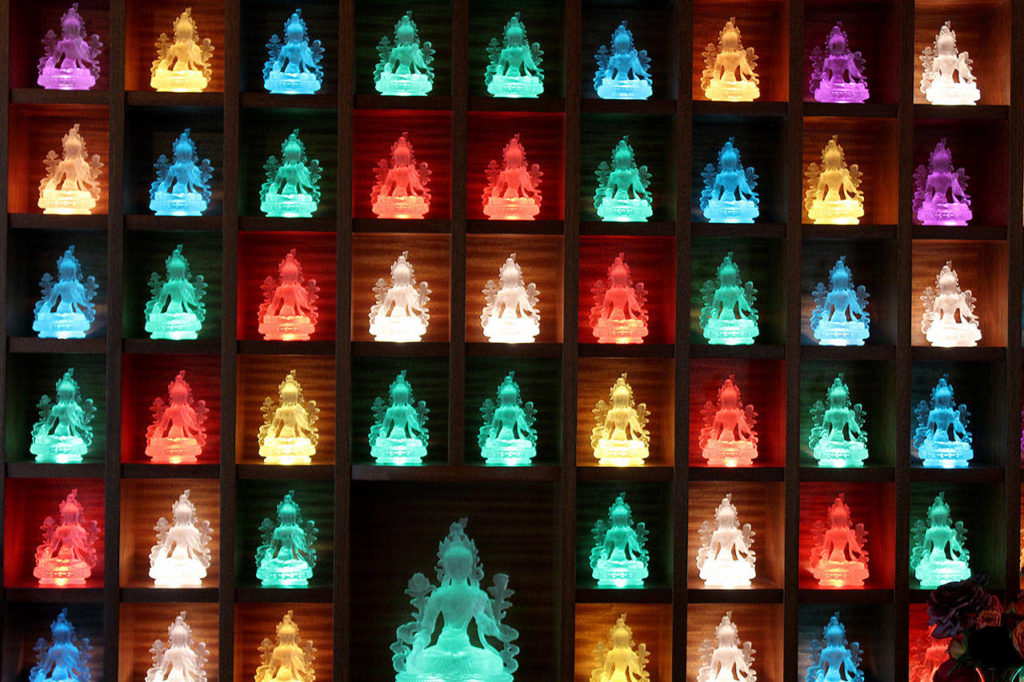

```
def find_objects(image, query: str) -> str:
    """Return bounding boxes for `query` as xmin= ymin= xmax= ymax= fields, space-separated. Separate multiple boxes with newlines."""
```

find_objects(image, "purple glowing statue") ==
xmin=37 ymin=4 xmax=102 ymax=91
xmin=809 ymin=23 xmax=868 ymax=104
xmin=913 ymin=139 xmax=972 ymax=226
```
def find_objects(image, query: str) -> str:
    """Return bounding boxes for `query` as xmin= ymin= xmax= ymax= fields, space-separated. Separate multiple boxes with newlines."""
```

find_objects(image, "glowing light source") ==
xmin=483 ymin=134 xmax=542 ymax=221
xmin=38 ymin=124 xmax=103 ymax=215
xmin=913 ymin=140 xmax=972 ymax=226
xmin=590 ymin=252 xmax=649 ymax=344
xmin=921 ymin=261 xmax=981 ymax=348
xmin=810 ymin=494 xmax=869 ymax=587
xmin=593 ymin=21 xmax=652 ymax=100
xmin=809 ymin=375 xmax=868 ymax=468
xmin=145 ymin=244 xmax=207 ymax=340
xmin=807 ymin=613 xmax=864 ymax=682
xmin=374 ymin=11 xmax=434 ymax=96
xmin=910 ymin=625 xmax=951 ymax=682
xmin=148 ymin=489 xmax=212 ymax=588
xmin=700 ymin=138 xmax=759 ymax=224
xmin=810 ymin=257 xmax=870 ymax=346
xmin=146 ymin=611 xmax=208 ymax=682
xmin=699 ymin=252 xmax=759 ymax=345
xmin=263 ymin=9 xmax=323 ymax=95
xmin=590 ymin=614 xmax=650 ymax=681
xmin=29 ymin=609 xmax=93 ymax=682
xmin=256 ymin=490 xmax=317 ymax=588
xmin=371 ymin=133 xmax=431 ymax=219
xmin=33 ymin=245 xmax=97 ymax=339
xmin=697 ymin=494 xmax=756 ymax=588
xmin=591 ymin=374 xmax=650 ymax=466
xmin=914 ymin=375 xmax=973 ymax=469
xmin=590 ymin=492 xmax=649 ymax=588
xmin=259 ymin=370 xmax=319 ymax=465
xmin=920 ymin=22 xmax=980 ymax=105
xmin=255 ymin=611 xmax=316 ymax=682
xmin=594 ymin=136 xmax=653 ymax=222
xmin=260 ymin=130 xmax=322 ymax=218
xmin=34 ymin=488 xmax=100 ymax=587
xmin=150 ymin=8 xmax=213 ymax=92
xmin=257 ymin=249 xmax=319 ymax=341
xmin=478 ymin=372 xmax=537 ymax=466
xmin=810 ymin=23 xmax=869 ymax=104
xmin=697 ymin=612 xmax=757 ymax=682
xmin=370 ymin=370 xmax=429 ymax=466
xmin=699 ymin=376 xmax=758 ymax=467
xmin=37 ymin=3 xmax=102 ymax=91
xmin=31 ymin=368 xmax=95 ymax=463
xmin=145 ymin=370 xmax=208 ymax=464
xmin=804 ymin=135 xmax=864 ymax=225
xmin=481 ymin=253 xmax=540 ymax=343
xmin=369 ymin=251 xmax=431 ymax=342
xmin=149 ymin=129 xmax=213 ymax=216
xmin=485 ymin=12 xmax=544 ymax=98
xmin=701 ymin=18 xmax=759 ymax=102
xmin=912 ymin=493 xmax=971 ymax=588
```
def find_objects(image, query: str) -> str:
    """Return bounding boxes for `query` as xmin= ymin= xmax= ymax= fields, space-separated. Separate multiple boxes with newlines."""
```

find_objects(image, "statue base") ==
xmin=38 ymin=189 xmax=96 ymax=215
xmin=481 ymin=438 xmax=536 ymax=466
xmin=149 ymin=190 xmax=209 ymax=217
xmin=150 ymin=68 xmax=209 ymax=93
xmin=916 ymin=559 xmax=971 ymax=588
xmin=146 ymin=312 xmax=203 ymax=340
xmin=30 ymin=436 xmax=87 ymax=463
xmin=487 ymin=74 xmax=543 ymax=99
xmin=703 ymin=319 xmax=759 ymax=346
xmin=597 ymin=198 xmax=653 ymax=223
xmin=925 ymin=323 xmax=981 ymax=348
xmin=813 ymin=81 xmax=870 ymax=104
xmin=808 ymin=198 xmax=864 ymax=225
xmin=704 ymin=80 xmax=760 ymax=102
xmin=260 ymin=438 xmax=315 ymax=465
xmin=593 ymin=317 xmax=648 ymax=345
xmin=699 ymin=559 xmax=755 ymax=588
xmin=375 ymin=73 xmax=433 ymax=97
xmin=145 ymin=437 xmax=201 ymax=464
xmin=814 ymin=559 xmax=869 ymax=587
xmin=702 ymin=440 xmax=757 ymax=467
xmin=702 ymin=198 xmax=759 ymax=224
xmin=260 ymin=194 xmax=317 ymax=218
xmin=257 ymin=559 xmax=312 ymax=588
xmin=594 ymin=559 xmax=648 ymax=588
xmin=369 ymin=316 xmax=428 ymax=343
xmin=34 ymin=558 xmax=90 ymax=587
xmin=38 ymin=66 xmax=97 ymax=91
xmin=924 ymin=81 xmax=981 ymax=106
xmin=397 ymin=626 xmax=513 ymax=682
xmin=371 ymin=437 xmax=427 ymax=465
xmin=33 ymin=312 xmax=91 ymax=339
xmin=150 ymin=556 xmax=207 ymax=587
xmin=484 ymin=196 xmax=540 ymax=221
xmin=596 ymin=77 xmax=652 ymax=100
xmin=482 ymin=317 xmax=540 ymax=344
xmin=372 ymin=195 xmax=430 ymax=219
xmin=594 ymin=439 xmax=649 ymax=467
xmin=813 ymin=441 xmax=869 ymax=468
xmin=264 ymin=71 xmax=322 ymax=95
xmin=918 ymin=440 xmax=973 ymax=469
xmin=813 ymin=319 xmax=870 ymax=346
xmin=259 ymin=315 xmax=316 ymax=341
xmin=916 ymin=202 xmax=972 ymax=227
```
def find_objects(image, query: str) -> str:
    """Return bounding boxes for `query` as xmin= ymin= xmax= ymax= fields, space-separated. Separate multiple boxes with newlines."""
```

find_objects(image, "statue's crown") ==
xmin=828 ymin=494 xmax=852 ymax=521
xmin=165 ymin=243 xmax=189 ymax=271
xmin=171 ymin=489 xmax=196 ymax=517
xmin=607 ymin=492 xmax=633 ymax=521
xmin=502 ymin=12 xmax=526 ymax=39
xmin=612 ymin=136 xmax=635 ymax=161
xmin=718 ymin=375 xmax=741 ymax=403
xmin=278 ymin=370 xmax=302 ymax=398
xmin=390 ymin=132 xmax=414 ymax=159
xmin=927 ymin=492 xmax=952 ymax=519
xmin=499 ymin=253 xmax=523 ymax=280
xmin=829 ymin=256 xmax=852 ymax=284
xmin=719 ymin=17 xmax=742 ymax=43
xmin=827 ymin=22 xmax=849 ymax=48
xmin=168 ymin=611 xmax=191 ymax=640
xmin=502 ymin=134 xmax=527 ymax=162
xmin=394 ymin=11 xmax=418 ymax=37
xmin=716 ymin=252 xmax=740 ymax=279
xmin=278 ymin=490 xmax=300 ymax=517
xmin=51 ymin=608 xmax=74 ymax=637
xmin=610 ymin=373 xmax=633 ymax=400
xmin=827 ymin=374 xmax=850 ymax=401
xmin=276 ymin=610 xmax=299 ymax=637
xmin=56 ymin=368 xmax=79 ymax=393
xmin=930 ymin=375 xmax=955 ymax=403
xmin=283 ymin=9 xmax=307 ymax=36
xmin=278 ymin=249 xmax=301 ymax=276
xmin=607 ymin=253 xmax=631 ymax=279
xmin=391 ymin=251 xmax=413 ymax=279
xmin=937 ymin=21 xmax=956 ymax=46
xmin=61 ymin=3 xmax=85 ymax=30
xmin=62 ymin=124 xmax=85 ymax=150
xmin=498 ymin=372 xmax=520 ymax=397
xmin=936 ymin=261 xmax=959 ymax=288
xmin=718 ymin=137 xmax=741 ymax=166
xmin=715 ymin=611 xmax=739 ymax=640
xmin=823 ymin=612 xmax=847 ymax=640
xmin=173 ymin=8 xmax=197 ymax=34
xmin=59 ymin=488 xmax=83 ymax=514
xmin=714 ymin=493 xmax=739 ymax=522
xmin=610 ymin=21 xmax=633 ymax=47
xmin=281 ymin=129 xmax=305 ymax=156
xmin=389 ymin=370 xmax=413 ymax=396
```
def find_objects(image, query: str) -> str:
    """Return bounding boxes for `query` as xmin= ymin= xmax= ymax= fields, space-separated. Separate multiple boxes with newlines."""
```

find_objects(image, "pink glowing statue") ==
xmin=258 ymin=249 xmax=319 ymax=341
xmin=913 ymin=139 xmax=972 ymax=226
xmin=372 ymin=132 xmax=431 ymax=219
xmin=699 ymin=376 xmax=758 ymax=467
xmin=809 ymin=23 xmax=869 ymax=104
xmin=145 ymin=371 xmax=209 ymax=464
xmin=482 ymin=134 xmax=542 ymax=220
xmin=590 ymin=253 xmax=649 ymax=345
xmin=37 ymin=3 xmax=103 ymax=90
xmin=33 ymin=489 xmax=100 ymax=587
xmin=810 ymin=494 xmax=869 ymax=588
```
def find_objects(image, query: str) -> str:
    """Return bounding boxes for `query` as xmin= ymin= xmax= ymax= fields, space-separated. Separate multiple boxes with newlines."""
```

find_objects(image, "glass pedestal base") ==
xmin=704 ymin=80 xmax=760 ymax=102
xmin=38 ymin=66 xmax=97 ymax=91
xmin=703 ymin=198 xmax=759 ymax=224
xmin=260 ymin=438 xmax=315 ymax=465
xmin=38 ymin=189 xmax=96 ymax=215
xmin=808 ymin=198 xmax=864 ymax=225
xmin=30 ymin=436 xmax=87 ymax=463
xmin=150 ymin=69 xmax=209 ymax=93
xmin=487 ymin=74 xmax=543 ymax=98
xmin=146 ymin=312 xmax=202 ymax=340
xmin=594 ymin=439 xmax=649 ymax=467
xmin=596 ymin=77 xmax=652 ymax=100
xmin=150 ymin=190 xmax=208 ymax=217
xmin=145 ymin=437 xmax=202 ymax=464
xmin=259 ymin=315 xmax=316 ymax=341
xmin=375 ymin=73 xmax=433 ymax=97
xmin=597 ymin=198 xmax=652 ymax=223
xmin=264 ymin=71 xmax=322 ymax=95
xmin=371 ymin=437 xmax=427 ymax=465
xmin=34 ymin=312 xmax=91 ymax=339
xmin=703 ymin=318 xmax=759 ymax=346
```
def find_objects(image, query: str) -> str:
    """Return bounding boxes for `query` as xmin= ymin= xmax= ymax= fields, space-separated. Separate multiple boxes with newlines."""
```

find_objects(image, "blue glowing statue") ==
xmin=914 ymin=376 xmax=972 ymax=469
xmin=264 ymin=10 xmax=323 ymax=95
xmin=29 ymin=609 xmax=92 ymax=682
xmin=593 ymin=21 xmax=652 ymax=100
xmin=256 ymin=490 xmax=318 ymax=588
xmin=590 ymin=492 xmax=649 ymax=589
xmin=260 ymin=130 xmax=322 ymax=218
xmin=33 ymin=245 xmax=97 ymax=339
xmin=31 ymin=368 xmax=95 ymax=464
xmin=370 ymin=370 xmax=429 ymax=465
xmin=375 ymin=12 xmax=435 ymax=96
xmin=806 ymin=613 xmax=864 ymax=682
xmin=145 ymin=244 xmax=207 ymax=340
xmin=594 ymin=136 xmax=653 ymax=222
xmin=810 ymin=257 xmax=869 ymax=346
xmin=149 ymin=129 xmax=213 ymax=216
xmin=485 ymin=13 xmax=543 ymax=98
xmin=911 ymin=493 xmax=970 ymax=588
xmin=809 ymin=375 xmax=868 ymax=468
xmin=478 ymin=372 xmax=537 ymax=466
xmin=699 ymin=253 xmax=759 ymax=345
xmin=700 ymin=138 xmax=759 ymax=224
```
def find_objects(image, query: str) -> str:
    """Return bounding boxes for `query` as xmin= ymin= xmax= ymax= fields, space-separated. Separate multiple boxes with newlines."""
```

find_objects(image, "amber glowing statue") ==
xmin=38 ymin=124 xmax=103 ymax=215
xmin=150 ymin=8 xmax=213 ymax=92
xmin=258 ymin=371 xmax=319 ymax=465
xmin=701 ymin=18 xmax=760 ymax=102
xmin=255 ymin=611 xmax=316 ymax=682
xmin=591 ymin=374 xmax=650 ymax=466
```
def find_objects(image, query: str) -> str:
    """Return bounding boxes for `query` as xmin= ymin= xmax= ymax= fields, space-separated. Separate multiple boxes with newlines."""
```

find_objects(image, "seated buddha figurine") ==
xmin=480 ymin=253 xmax=540 ymax=343
xmin=255 ymin=611 xmax=316 ymax=682
xmin=913 ymin=139 xmax=972 ymax=226
xmin=589 ymin=614 xmax=650 ymax=682
xmin=260 ymin=130 xmax=322 ymax=218
xmin=920 ymin=22 xmax=980 ymax=105
xmin=145 ymin=244 xmax=207 ymax=340
xmin=920 ymin=261 xmax=980 ymax=348
xmin=697 ymin=613 xmax=757 ymax=682
xmin=38 ymin=124 xmax=103 ymax=215
xmin=148 ymin=489 xmax=213 ymax=588
xmin=256 ymin=490 xmax=318 ymax=588
xmin=591 ymin=374 xmax=650 ymax=466
xmin=484 ymin=12 xmax=544 ymax=98
xmin=374 ymin=11 xmax=435 ymax=96
xmin=804 ymin=136 xmax=864 ymax=225
xmin=372 ymin=133 xmax=431 ymax=219
xmin=263 ymin=9 xmax=324 ymax=95
xmin=482 ymin=134 xmax=542 ymax=221
xmin=33 ymin=245 xmax=98 ymax=339
xmin=145 ymin=370 xmax=209 ymax=464
xmin=810 ymin=495 xmax=869 ymax=587
xmin=478 ymin=372 xmax=537 ymax=466
xmin=150 ymin=8 xmax=214 ymax=92
xmin=701 ymin=18 xmax=759 ymax=102
xmin=369 ymin=251 xmax=431 ymax=342
xmin=258 ymin=371 xmax=319 ymax=465
xmin=699 ymin=252 xmax=759 ymax=345
xmin=37 ymin=3 xmax=103 ymax=91
xmin=145 ymin=611 xmax=207 ymax=682
xmin=807 ymin=613 xmax=864 ymax=682
xmin=593 ymin=21 xmax=652 ymax=100
xmin=31 ymin=368 xmax=95 ymax=463
xmin=700 ymin=138 xmax=759 ymax=224
xmin=594 ymin=136 xmax=653 ymax=223
xmin=696 ymin=494 xmax=756 ymax=588
xmin=258 ymin=249 xmax=319 ymax=341
xmin=809 ymin=257 xmax=870 ymax=346
xmin=589 ymin=253 xmax=649 ymax=345
xmin=809 ymin=23 xmax=869 ymax=104
xmin=699 ymin=376 xmax=758 ymax=467
xmin=809 ymin=375 xmax=868 ymax=468
xmin=913 ymin=375 xmax=973 ymax=469
xmin=33 ymin=489 xmax=100 ymax=587
xmin=911 ymin=493 xmax=970 ymax=588
xmin=149 ymin=129 xmax=213 ymax=216
xmin=370 ymin=370 xmax=430 ymax=465
xmin=590 ymin=492 xmax=650 ymax=589
xmin=29 ymin=609 xmax=92 ymax=682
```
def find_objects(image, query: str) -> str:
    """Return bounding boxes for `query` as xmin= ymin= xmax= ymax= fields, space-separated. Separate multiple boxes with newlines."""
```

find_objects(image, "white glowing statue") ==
xmin=699 ymin=252 xmax=759 ymax=345
xmin=700 ymin=138 xmax=759 ymax=224
xmin=370 ymin=370 xmax=429 ymax=466
xmin=701 ymin=18 xmax=759 ymax=102
xmin=697 ymin=612 xmax=756 ymax=682
xmin=809 ymin=495 xmax=869 ymax=588
xmin=145 ymin=244 xmax=207 ymax=340
xmin=484 ymin=12 xmax=544 ymax=99
xmin=29 ymin=609 xmax=92 ymax=682
xmin=594 ymin=136 xmax=653 ymax=223
xmin=255 ymin=611 xmax=316 ymax=682
xmin=151 ymin=8 xmax=213 ymax=92
xmin=33 ymin=489 xmax=100 ymax=587
xmin=699 ymin=376 xmax=758 ymax=467
xmin=810 ymin=257 xmax=870 ymax=346
xmin=370 ymin=251 xmax=431 ymax=342
xmin=374 ymin=11 xmax=435 ymax=96
xmin=482 ymin=134 xmax=542 ymax=221
xmin=911 ymin=493 xmax=970 ymax=588
xmin=913 ymin=139 xmax=972 ymax=226
xmin=263 ymin=10 xmax=323 ymax=95
xmin=478 ymin=372 xmax=537 ymax=466
xmin=806 ymin=613 xmax=864 ymax=682
xmin=149 ymin=129 xmax=213 ymax=216
xmin=696 ymin=494 xmax=756 ymax=588
xmin=589 ymin=614 xmax=650 ymax=682
xmin=590 ymin=253 xmax=649 ymax=345
xmin=258 ymin=370 xmax=319 ymax=465
xmin=148 ymin=489 xmax=212 ymax=588
xmin=593 ymin=21 xmax=653 ymax=100
xmin=31 ymin=368 xmax=95 ymax=464
xmin=590 ymin=492 xmax=649 ymax=589
xmin=33 ymin=245 xmax=97 ymax=339
xmin=372 ymin=133 xmax=431 ymax=219
xmin=256 ymin=490 xmax=318 ymax=588
xmin=920 ymin=22 xmax=979 ymax=106
xmin=37 ymin=3 xmax=102 ymax=91
xmin=914 ymin=375 xmax=973 ymax=469
xmin=146 ymin=611 xmax=207 ymax=682
xmin=809 ymin=375 xmax=868 ymax=468
xmin=804 ymin=136 xmax=863 ymax=225
xmin=920 ymin=261 xmax=980 ymax=348
xmin=481 ymin=253 xmax=540 ymax=343
xmin=38 ymin=124 xmax=103 ymax=215
xmin=591 ymin=374 xmax=650 ymax=466
xmin=145 ymin=370 xmax=208 ymax=464
xmin=258 ymin=249 xmax=319 ymax=342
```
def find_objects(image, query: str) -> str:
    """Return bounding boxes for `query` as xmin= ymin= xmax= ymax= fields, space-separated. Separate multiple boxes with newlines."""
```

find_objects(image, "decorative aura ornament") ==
xmin=809 ymin=23 xmax=869 ymax=104
xmin=255 ymin=611 xmax=316 ymax=682
xmin=33 ymin=489 xmax=100 ymax=587
xmin=806 ymin=613 xmax=864 ymax=682
xmin=697 ymin=612 xmax=756 ymax=682
xmin=699 ymin=376 xmax=758 ymax=467
xmin=804 ymin=136 xmax=864 ymax=225
xmin=484 ymin=12 xmax=543 ymax=99
xmin=594 ymin=136 xmax=653 ymax=223
xmin=478 ymin=372 xmax=537 ymax=466
xmin=589 ymin=613 xmax=650 ymax=682
xmin=593 ymin=21 xmax=652 ymax=100
xmin=699 ymin=252 xmax=759 ymax=346
xmin=263 ymin=10 xmax=323 ymax=95
xmin=392 ymin=518 xmax=519 ymax=682
xmin=700 ymin=138 xmax=759 ymax=224
xmin=37 ymin=3 xmax=102 ymax=91
xmin=146 ymin=611 xmax=208 ymax=682
xmin=374 ymin=11 xmax=434 ymax=96
xmin=38 ymin=124 xmax=103 ymax=215
xmin=145 ymin=244 xmax=207 ymax=340
xmin=701 ymin=18 xmax=759 ymax=102
xmin=258 ymin=249 xmax=319 ymax=341
xmin=590 ymin=253 xmax=649 ymax=345
xmin=31 ymin=368 xmax=95 ymax=464
xmin=696 ymin=494 xmax=756 ymax=588
xmin=914 ymin=375 xmax=973 ymax=469
xmin=809 ymin=375 xmax=868 ymax=468
xmin=921 ymin=261 xmax=981 ymax=348
xmin=150 ymin=8 xmax=213 ymax=92
xmin=149 ymin=129 xmax=213 ymax=216
xmin=372 ymin=133 xmax=431 ymax=219
xmin=920 ymin=22 xmax=979 ymax=106
xmin=810 ymin=257 xmax=870 ymax=346
xmin=910 ymin=625 xmax=950 ymax=682
xmin=482 ymin=134 xmax=542 ymax=221
xmin=260 ymin=130 xmax=321 ymax=218
xmin=29 ymin=609 xmax=92 ymax=682
xmin=259 ymin=371 xmax=319 ymax=465
xmin=145 ymin=371 xmax=208 ymax=464
xmin=591 ymin=374 xmax=650 ymax=466
xmin=481 ymin=253 xmax=540 ymax=343
xmin=913 ymin=140 xmax=972 ymax=226
xmin=34 ymin=246 xmax=97 ymax=339
xmin=590 ymin=492 xmax=650 ymax=589
xmin=810 ymin=494 xmax=869 ymax=587
xmin=256 ymin=490 xmax=318 ymax=588
xmin=911 ymin=493 xmax=970 ymax=588
xmin=370 ymin=370 xmax=429 ymax=465
xmin=148 ymin=489 xmax=212 ymax=588
xmin=369 ymin=251 xmax=431 ymax=342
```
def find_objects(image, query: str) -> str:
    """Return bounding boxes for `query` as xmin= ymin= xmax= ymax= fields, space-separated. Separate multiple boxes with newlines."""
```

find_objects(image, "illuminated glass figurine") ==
xmin=31 ymin=368 xmax=95 ymax=464
xmin=920 ymin=22 xmax=980 ymax=106
xmin=392 ymin=518 xmax=519 ymax=682
xmin=590 ymin=492 xmax=649 ymax=589
xmin=810 ymin=23 xmax=869 ymax=104
xmin=145 ymin=244 xmax=207 ymax=340
xmin=810 ymin=257 xmax=870 ymax=346
xmin=697 ymin=613 xmax=756 ymax=682
xmin=370 ymin=370 xmax=429 ymax=466
xmin=370 ymin=251 xmax=431 ymax=342
xmin=594 ymin=136 xmax=653 ymax=222
xmin=909 ymin=625 xmax=950 ymax=682
xmin=260 ymin=130 xmax=321 ymax=218
xmin=809 ymin=375 xmax=868 ymax=468
xmin=478 ymin=372 xmax=537 ymax=466
xmin=701 ymin=18 xmax=759 ymax=102
xmin=914 ymin=140 xmax=972 ymax=226
xmin=913 ymin=376 xmax=973 ymax=469
xmin=485 ymin=12 xmax=544 ymax=99
xmin=33 ymin=245 xmax=97 ymax=339
xmin=482 ymin=134 xmax=542 ymax=221
xmin=589 ymin=613 xmax=650 ymax=682
xmin=38 ymin=124 xmax=103 ymax=215
xmin=255 ymin=611 xmax=316 ymax=682
xmin=259 ymin=371 xmax=319 ymax=465
xmin=810 ymin=495 xmax=869 ymax=587
xmin=256 ymin=490 xmax=318 ymax=588
xmin=807 ymin=613 xmax=864 ymax=682
xmin=146 ymin=611 xmax=207 ymax=682
xmin=149 ymin=129 xmax=213 ymax=216
xmin=700 ymin=138 xmax=759 ymax=223
xmin=33 ymin=489 xmax=100 ymax=587
xmin=372 ymin=133 xmax=431 ymax=219
xmin=697 ymin=494 xmax=756 ymax=588
xmin=258 ymin=249 xmax=319 ymax=341
xmin=37 ymin=3 xmax=102 ymax=91
xmin=700 ymin=252 xmax=759 ymax=345
xmin=805 ymin=136 xmax=864 ymax=225
xmin=591 ymin=374 xmax=650 ymax=466
xmin=145 ymin=371 xmax=208 ymax=464
xmin=29 ymin=609 xmax=92 ymax=682
xmin=150 ymin=8 xmax=213 ymax=92
xmin=481 ymin=253 xmax=540 ymax=343
xmin=590 ymin=253 xmax=649 ymax=345
xmin=263 ymin=10 xmax=323 ymax=95
xmin=374 ymin=11 xmax=435 ymax=96
xmin=921 ymin=261 xmax=981 ymax=348
xmin=148 ymin=489 xmax=212 ymax=588
xmin=699 ymin=376 xmax=758 ymax=467
xmin=593 ymin=21 xmax=652 ymax=100
xmin=911 ymin=493 xmax=970 ymax=588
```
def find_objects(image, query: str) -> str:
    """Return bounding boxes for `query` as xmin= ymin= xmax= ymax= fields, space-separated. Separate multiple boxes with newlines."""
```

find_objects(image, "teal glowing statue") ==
xmin=370 ymin=370 xmax=429 ymax=465
xmin=594 ymin=136 xmax=652 ymax=222
xmin=913 ymin=375 xmax=973 ymax=469
xmin=260 ymin=130 xmax=321 ymax=218
xmin=33 ymin=245 xmax=97 ymax=339
xmin=809 ymin=375 xmax=868 ymax=468
xmin=699 ymin=252 xmax=759 ymax=345
xmin=263 ymin=10 xmax=323 ymax=95
xmin=700 ymin=138 xmax=759 ymax=224
xmin=149 ymin=129 xmax=213 ymax=216
xmin=485 ymin=13 xmax=543 ymax=98
xmin=31 ymin=368 xmax=95 ymax=463
xmin=29 ymin=609 xmax=92 ymax=682
xmin=593 ymin=21 xmax=652 ymax=100
xmin=392 ymin=519 xmax=519 ymax=681
xmin=256 ymin=490 xmax=318 ymax=588
xmin=806 ymin=613 xmax=864 ymax=682
xmin=375 ymin=12 xmax=434 ymax=96
xmin=911 ymin=493 xmax=970 ymax=588
xmin=145 ymin=244 xmax=207 ymax=340
xmin=810 ymin=257 xmax=869 ymax=346
xmin=478 ymin=372 xmax=537 ymax=466
xmin=590 ymin=492 xmax=649 ymax=588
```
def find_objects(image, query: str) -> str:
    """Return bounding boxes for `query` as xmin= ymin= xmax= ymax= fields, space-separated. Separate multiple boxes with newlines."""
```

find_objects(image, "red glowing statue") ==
xmin=258 ymin=249 xmax=319 ymax=341
xmin=145 ymin=371 xmax=209 ymax=464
